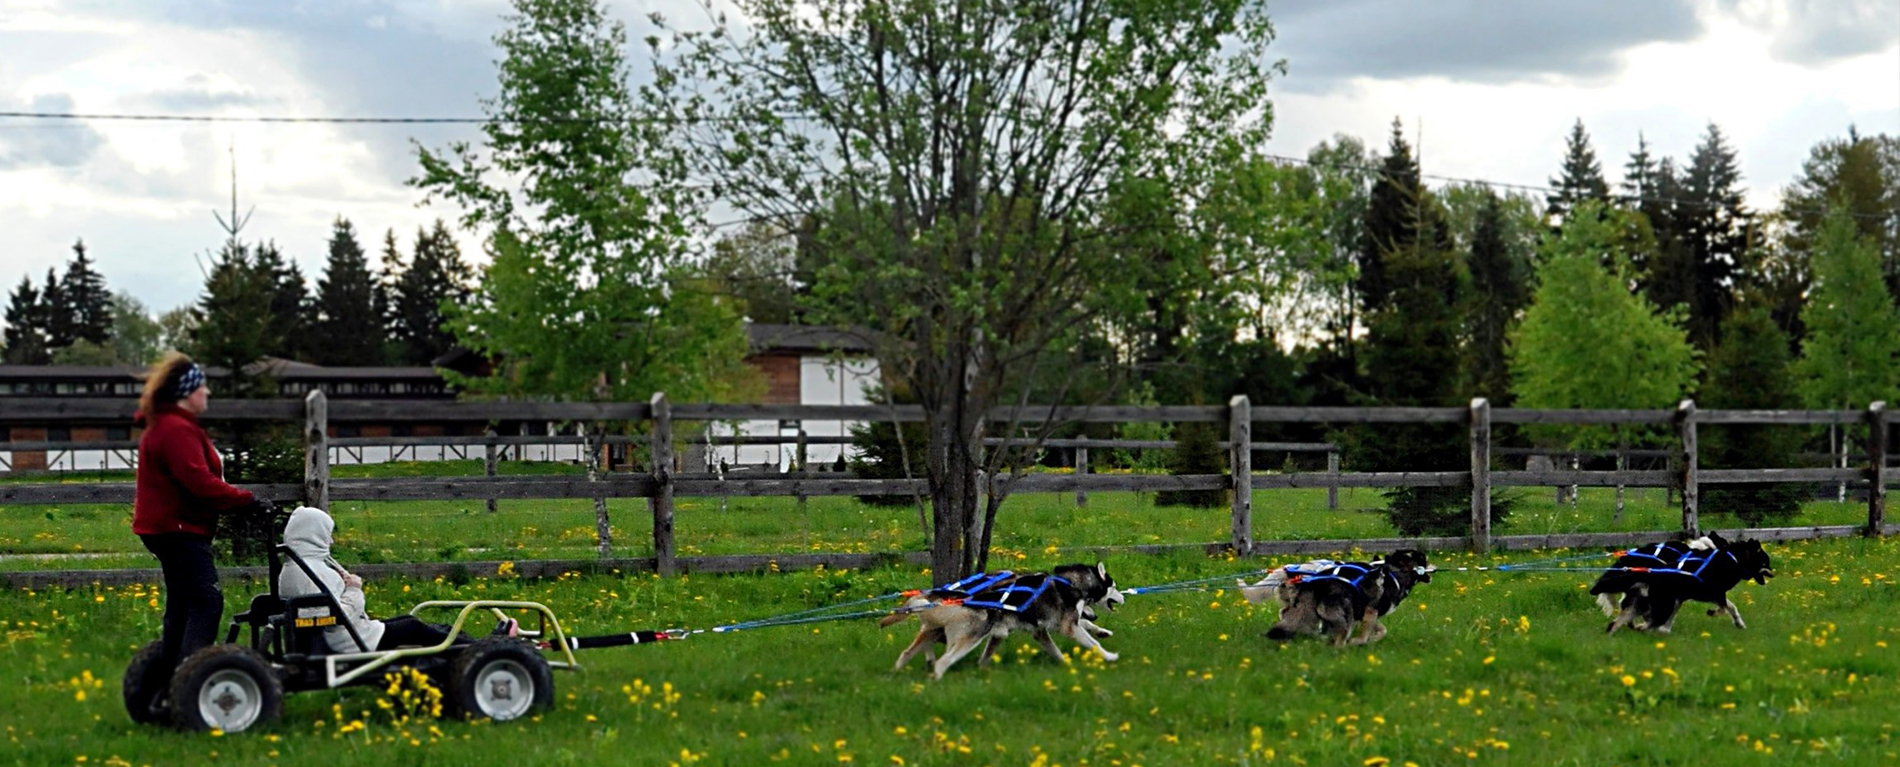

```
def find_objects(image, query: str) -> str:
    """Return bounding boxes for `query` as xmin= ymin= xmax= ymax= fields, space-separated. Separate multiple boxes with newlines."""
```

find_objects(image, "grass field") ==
xmin=3 ymin=535 xmax=1899 ymax=766
xmin=0 ymin=460 xmax=1875 ymax=572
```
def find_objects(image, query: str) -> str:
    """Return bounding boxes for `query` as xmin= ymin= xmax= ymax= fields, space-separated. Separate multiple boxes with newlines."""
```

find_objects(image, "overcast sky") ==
xmin=1 ymin=0 xmax=1895 ymax=316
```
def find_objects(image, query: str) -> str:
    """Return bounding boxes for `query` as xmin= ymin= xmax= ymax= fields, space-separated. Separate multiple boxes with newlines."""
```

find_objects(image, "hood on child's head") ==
xmin=283 ymin=506 xmax=334 ymax=561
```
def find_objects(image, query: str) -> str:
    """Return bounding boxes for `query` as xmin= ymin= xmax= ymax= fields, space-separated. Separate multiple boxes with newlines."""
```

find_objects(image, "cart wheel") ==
xmin=123 ymin=640 xmax=171 ymax=726
xmin=447 ymin=637 xmax=552 ymax=723
xmin=169 ymin=645 xmax=283 ymax=733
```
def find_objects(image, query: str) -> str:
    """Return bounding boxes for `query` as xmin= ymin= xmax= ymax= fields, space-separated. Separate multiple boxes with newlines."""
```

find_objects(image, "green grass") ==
xmin=0 ymin=461 xmax=1876 ymax=571
xmin=4 ymin=536 xmax=1900 ymax=766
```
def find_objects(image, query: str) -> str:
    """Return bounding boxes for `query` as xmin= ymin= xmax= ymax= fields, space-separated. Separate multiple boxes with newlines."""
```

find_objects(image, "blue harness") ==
xmin=1621 ymin=543 xmax=1736 ymax=582
xmin=1284 ymin=561 xmax=1381 ymax=591
xmin=933 ymin=571 xmax=1071 ymax=613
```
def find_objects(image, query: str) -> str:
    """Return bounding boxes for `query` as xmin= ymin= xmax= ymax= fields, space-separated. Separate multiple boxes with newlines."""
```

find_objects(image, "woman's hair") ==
xmin=139 ymin=352 xmax=198 ymax=416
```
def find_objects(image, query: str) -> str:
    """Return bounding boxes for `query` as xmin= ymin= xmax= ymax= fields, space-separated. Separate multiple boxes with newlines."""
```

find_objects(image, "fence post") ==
xmin=650 ymin=392 xmax=677 ymax=577
xmin=1074 ymin=446 xmax=1089 ymax=509
xmin=484 ymin=428 xmax=498 ymax=514
xmin=1326 ymin=449 xmax=1339 ymax=510
xmin=1677 ymin=399 xmax=1699 ymax=537
xmin=303 ymin=390 xmax=329 ymax=511
xmin=1229 ymin=395 xmax=1252 ymax=556
xmin=795 ymin=428 xmax=809 ymax=518
xmin=1870 ymin=401 xmax=1887 ymax=536
xmin=1469 ymin=397 xmax=1491 ymax=553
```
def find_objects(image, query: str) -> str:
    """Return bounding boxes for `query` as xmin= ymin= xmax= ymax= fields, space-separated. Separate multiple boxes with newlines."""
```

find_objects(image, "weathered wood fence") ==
xmin=0 ymin=395 xmax=1891 ymax=581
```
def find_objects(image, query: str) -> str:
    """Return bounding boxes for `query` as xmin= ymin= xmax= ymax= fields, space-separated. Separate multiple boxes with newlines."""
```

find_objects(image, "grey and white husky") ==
xmin=879 ymin=562 xmax=1125 ymax=679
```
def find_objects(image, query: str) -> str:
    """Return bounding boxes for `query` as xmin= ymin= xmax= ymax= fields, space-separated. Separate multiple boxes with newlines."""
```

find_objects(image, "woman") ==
xmin=279 ymin=505 xmax=515 ymax=652
xmin=131 ymin=353 xmax=261 ymax=697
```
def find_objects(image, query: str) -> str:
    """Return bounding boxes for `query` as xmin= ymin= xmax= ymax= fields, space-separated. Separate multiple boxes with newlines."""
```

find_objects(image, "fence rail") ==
xmin=0 ymin=395 xmax=1890 ymax=580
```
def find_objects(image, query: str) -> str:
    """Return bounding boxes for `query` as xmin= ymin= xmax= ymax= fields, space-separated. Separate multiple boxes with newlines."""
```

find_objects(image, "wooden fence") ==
xmin=0 ymin=394 xmax=1891 ymax=583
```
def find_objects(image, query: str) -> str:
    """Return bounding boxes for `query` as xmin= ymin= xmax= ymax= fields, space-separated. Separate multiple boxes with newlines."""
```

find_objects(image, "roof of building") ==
xmin=745 ymin=324 xmax=876 ymax=354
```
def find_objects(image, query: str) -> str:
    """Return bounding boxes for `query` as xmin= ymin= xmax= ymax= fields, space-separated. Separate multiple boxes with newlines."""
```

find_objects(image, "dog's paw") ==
xmin=1092 ymin=626 xmax=1114 ymax=637
xmin=1097 ymin=650 xmax=1119 ymax=662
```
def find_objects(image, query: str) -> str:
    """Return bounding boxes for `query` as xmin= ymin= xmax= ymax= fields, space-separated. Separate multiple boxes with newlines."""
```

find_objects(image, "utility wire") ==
xmin=2 ymin=109 xmax=1892 ymax=221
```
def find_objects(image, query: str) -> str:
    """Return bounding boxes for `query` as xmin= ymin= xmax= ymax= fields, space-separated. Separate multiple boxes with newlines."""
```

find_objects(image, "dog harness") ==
xmin=962 ymin=575 xmax=1071 ymax=613
xmin=1284 ymin=562 xmax=1380 ymax=590
xmin=1618 ymin=542 xmax=1737 ymax=582
xmin=938 ymin=571 xmax=1016 ymax=596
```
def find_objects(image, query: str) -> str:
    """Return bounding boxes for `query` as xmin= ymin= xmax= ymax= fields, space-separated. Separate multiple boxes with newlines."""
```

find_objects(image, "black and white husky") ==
xmin=1590 ymin=533 xmax=1774 ymax=635
xmin=880 ymin=563 xmax=1125 ymax=679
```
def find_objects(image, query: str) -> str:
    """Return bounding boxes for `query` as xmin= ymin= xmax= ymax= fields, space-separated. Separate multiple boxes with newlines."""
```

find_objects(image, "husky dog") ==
xmin=1590 ymin=532 xmax=1773 ymax=635
xmin=880 ymin=563 xmax=1125 ymax=679
xmin=1264 ymin=550 xmax=1434 ymax=647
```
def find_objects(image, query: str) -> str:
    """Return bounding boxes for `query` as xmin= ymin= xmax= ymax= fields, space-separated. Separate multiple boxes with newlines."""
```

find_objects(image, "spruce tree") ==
xmin=40 ymin=267 xmax=71 ymax=350
xmin=1357 ymin=118 xmax=1423 ymax=314
xmin=1547 ymin=119 xmax=1611 ymax=223
xmin=1794 ymin=206 xmax=1900 ymax=410
xmin=392 ymin=222 xmax=470 ymax=366
xmin=312 ymin=217 xmax=383 ymax=366
xmin=2 ymin=276 xmax=49 ymax=364
xmin=190 ymin=240 xmax=280 ymax=396
xmin=1465 ymin=191 xmax=1529 ymax=404
xmin=1679 ymin=123 xmax=1751 ymax=350
xmin=375 ymin=229 xmax=405 ymax=364
xmin=61 ymin=240 xmax=112 ymax=345
xmin=1701 ymin=303 xmax=1807 ymax=524
xmin=255 ymin=241 xmax=311 ymax=361
xmin=1156 ymin=419 xmax=1227 ymax=508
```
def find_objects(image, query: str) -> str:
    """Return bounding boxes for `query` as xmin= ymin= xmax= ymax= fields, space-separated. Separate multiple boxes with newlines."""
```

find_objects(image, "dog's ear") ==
xmin=1096 ymin=561 xmax=1108 ymax=581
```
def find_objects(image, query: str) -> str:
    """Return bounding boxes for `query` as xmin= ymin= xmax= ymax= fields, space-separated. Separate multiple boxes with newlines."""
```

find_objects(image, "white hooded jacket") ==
xmin=278 ymin=506 xmax=386 ymax=653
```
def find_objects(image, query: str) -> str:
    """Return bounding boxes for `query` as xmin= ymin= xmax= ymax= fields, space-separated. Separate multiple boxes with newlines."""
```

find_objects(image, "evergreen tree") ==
xmin=1794 ymin=207 xmax=1900 ymax=410
xmin=60 ymin=240 xmax=112 ymax=345
xmin=255 ymin=241 xmax=311 ymax=361
xmin=311 ymin=217 xmax=384 ymax=366
xmin=2 ymin=276 xmax=49 ymax=364
xmin=374 ymin=229 xmax=404 ymax=364
xmin=391 ymin=221 xmax=470 ymax=366
xmin=1701 ymin=303 xmax=1807 ymax=525
xmin=1357 ymin=118 xmax=1424 ymax=315
xmin=1355 ymin=193 xmax=1478 ymax=536
xmin=189 ymin=240 xmax=280 ymax=397
xmin=1678 ymin=123 xmax=1752 ymax=350
xmin=1156 ymin=419 xmax=1227 ymax=508
xmin=40 ymin=267 xmax=71 ymax=350
xmin=1465 ymin=190 xmax=1530 ymax=404
xmin=1547 ymin=119 xmax=1611 ymax=223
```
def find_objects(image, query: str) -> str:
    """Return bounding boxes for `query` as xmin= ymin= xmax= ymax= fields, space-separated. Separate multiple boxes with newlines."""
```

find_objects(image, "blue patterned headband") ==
xmin=174 ymin=364 xmax=205 ymax=399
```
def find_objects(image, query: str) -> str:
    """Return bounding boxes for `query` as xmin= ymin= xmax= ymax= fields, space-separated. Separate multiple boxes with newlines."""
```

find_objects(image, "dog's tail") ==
xmin=1595 ymin=592 xmax=1619 ymax=617
xmin=879 ymin=597 xmax=932 ymax=628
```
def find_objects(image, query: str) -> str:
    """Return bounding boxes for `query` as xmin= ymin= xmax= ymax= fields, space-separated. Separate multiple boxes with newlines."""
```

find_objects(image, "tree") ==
xmin=374 ymin=229 xmax=404 ymax=365
xmin=108 ymin=292 xmax=163 ymax=365
xmin=40 ymin=267 xmax=70 ymax=350
xmin=1358 ymin=120 xmax=1424 ymax=315
xmin=2 ymin=276 xmax=49 ymax=364
xmin=415 ymin=0 xmax=757 ymax=558
xmin=650 ymin=0 xmax=1279 ymax=580
xmin=1678 ymin=123 xmax=1752 ymax=350
xmin=1546 ymin=119 xmax=1611 ymax=224
xmin=1794 ymin=207 xmax=1900 ymax=411
xmin=391 ymin=222 xmax=473 ymax=366
xmin=702 ymin=221 xmax=804 ymax=326
xmin=60 ymin=240 xmax=112 ymax=346
xmin=254 ymin=241 xmax=311 ymax=361
xmin=189 ymin=240 xmax=279 ymax=397
xmin=1510 ymin=203 xmax=1701 ymax=449
xmin=1775 ymin=130 xmax=1900 ymax=331
xmin=1463 ymin=190 xmax=1534 ymax=404
xmin=1700 ymin=303 xmax=1807 ymax=525
xmin=309 ymin=218 xmax=384 ymax=366
xmin=1354 ymin=191 xmax=1475 ymax=536
xmin=156 ymin=306 xmax=198 ymax=356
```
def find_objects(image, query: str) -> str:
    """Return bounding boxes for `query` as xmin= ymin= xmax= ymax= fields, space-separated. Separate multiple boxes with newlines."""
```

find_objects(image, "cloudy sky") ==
xmin=1 ymin=0 xmax=1895 ymax=316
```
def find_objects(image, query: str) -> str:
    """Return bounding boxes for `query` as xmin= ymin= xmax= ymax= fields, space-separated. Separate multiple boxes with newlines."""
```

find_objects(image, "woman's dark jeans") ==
xmin=139 ymin=533 xmax=223 ymax=680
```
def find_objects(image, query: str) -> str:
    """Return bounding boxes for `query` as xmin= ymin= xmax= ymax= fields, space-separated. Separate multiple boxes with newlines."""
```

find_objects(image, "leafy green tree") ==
xmin=60 ymin=240 xmax=112 ymax=346
xmin=108 ymin=292 xmax=163 ymax=365
xmin=702 ymin=221 xmax=804 ymax=326
xmin=1547 ymin=119 xmax=1611 ymax=224
xmin=391 ymin=222 xmax=471 ymax=366
xmin=1509 ymin=203 xmax=1701 ymax=450
xmin=156 ymin=306 xmax=197 ymax=356
xmin=651 ymin=0 xmax=1278 ymax=578
xmin=311 ymin=217 xmax=384 ymax=366
xmin=1772 ymin=130 xmax=1900 ymax=335
xmin=1794 ymin=206 xmax=1900 ymax=411
xmin=416 ymin=0 xmax=757 ymax=558
xmin=1701 ymin=303 xmax=1807 ymax=525
xmin=3 ymin=276 xmax=49 ymax=364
